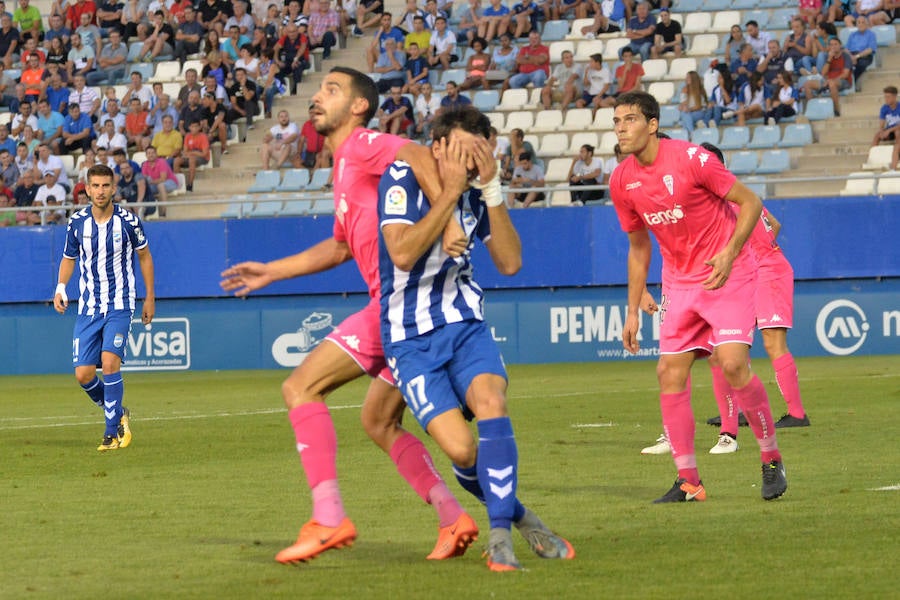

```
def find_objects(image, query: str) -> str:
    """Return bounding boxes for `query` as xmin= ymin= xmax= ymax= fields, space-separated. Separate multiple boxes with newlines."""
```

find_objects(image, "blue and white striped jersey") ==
xmin=62 ymin=204 xmax=149 ymax=316
xmin=378 ymin=160 xmax=491 ymax=343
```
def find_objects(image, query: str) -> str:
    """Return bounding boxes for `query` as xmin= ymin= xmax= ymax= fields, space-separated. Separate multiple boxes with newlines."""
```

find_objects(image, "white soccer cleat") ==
xmin=641 ymin=434 xmax=671 ymax=455
xmin=709 ymin=434 xmax=738 ymax=454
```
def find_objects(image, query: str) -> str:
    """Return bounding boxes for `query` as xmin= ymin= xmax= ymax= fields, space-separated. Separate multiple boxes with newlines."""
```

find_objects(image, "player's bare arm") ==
xmin=640 ymin=287 xmax=658 ymax=314
xmin=220 ymin=237 xmax=353 ymax=296
xmin=137 ymin=246 xmax=155 ymax=325
xmin=624 ymin=228 xmax=652 ymax=354
xmin=703 ymin=180 xmax=762 ymax=290
xmin=54 ymin=256 xmax=76 ymax=313
xmin=382 ymin=135 xmax=471 ymax=271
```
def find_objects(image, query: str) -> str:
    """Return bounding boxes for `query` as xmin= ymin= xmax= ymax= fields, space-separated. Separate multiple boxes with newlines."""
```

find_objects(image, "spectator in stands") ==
xmin=11 ymin=102 xmax=38 ymax=139
xmin=872 ymin=85 xmax=900 ymax=169
xmin=501 ymin=30 xmax=549 ymax=93
xmin=354 ymin=0 xmax=385 ymax=36
xmin=14 ymin=169 xmax=40 ymax=224
xmin=96 ymin=0 xmax=123 ymax=37
xmin=552 ymin=0 xmax=587 ymax=20
xmin=373 ymin=37 xmax=406 ymax=93
xmin=455 ymin=0 xmax=482 ymax=46
xmin=0 ymin=188 xmax=14 ymax=227
xmin=757 ymin=39 xmax=794 ymax=96
xmin=66 ymin=32 xmax=95 ymax=79
xmin=66 ymin=0 xmax=97 ymax=30
xmin=511 ymin=0 xmax=542 ymax=39
xmin=201 ymin=91 xmax=229 ymax=153
xmin=844 ymin=0 xmax=890 ymax=26
xmin=141 ymin=145 xmax=176 ymax=217
xmin=678 ymin=70 xmax=710 ymax=135
xmin=175 ymin=5 xmax=203 ymax=64
xmin=298 ymin=106 xmax=328 ymax=169
xmin=173 ymin=119 xmax=208 ymax=192
xmin=256 ymin=48 xmax=282 ymax=118
xmin=488 ymin=32 xmax=517 ymax=81
xmin=567 ymin=144 xmax=604 ymax=205
xmin=119 ymin=0 xmax=145 ymax=40
xmin=95 ymin=146 xmax=116 ymax=169
xmin=845 ymin=14 xmax=878 ymax=82
xmin=501 ymin=127 xmax=533 ymax=180
xmin=116 ymin=159 xmax=150 ymax=214
xmin=61 ymin=103 xmax=95 ymax=153
xmin=202 ymin=72 xmax=228 ymax=104
xmin=396 ymin=0 xmax=424 ymax=33
xmin=766 ymin=69 xmax=798 ymax=124
xmin=581 ymin=0 xmax=624 ymax=38
xmin=14 ymin=0 xmax=43 ymax=43
xmin=402 ymin=42 xmax=429 ymax=96
xmin=98 ymin=97 xmax=125 ymax=133
xmin=150 ymin=114 xmax=182 ymax=163
xmin=731 ymin=43 xmax=758 ymax=91
xmin=510 ymin=150 xmax=545 ymax=208
xmin=14 ymin=141 xmax=33 ymax=176
xmin=124 ymin=70 xmax=153 ymax=111
xmin=178 ymin=90 xmax=204 ymax=134
xmin=0 ymin=14 xmax=17 ymax=69
xmin=745 ymin=20 xmax=771 ymax=58
xmin=541 ymin=49 xmax=583 ymax=109
xmin=623 ymin=1 xmax=655 ymax=61
xmin=273 ymin=23 xmax=309 ymax=95
xmin=459 ymin=37 xmax=491 ymax=91
xmin=19 ymin=53 xmax=44 ymax=105
xmin=260 ymin=108 xmax=299 ymax=169
xmin=86 ymin=29 xmax=127 ymax=86
xmin=125 ymin=97 xmax=150 ymax=148
xmin=0 ymin=63 xmax=13 ymax=104
xmin=221 ymin=24 xmax=251 ymax=67
xmin=576 ymin=53 xmax=613 ymax=111
xmin=723 ymin=24 xmax=745 ymax=64
xmin=197 ymin=0 xmax=229 ymax=34
xmin=95 ymin=118 xmax=127 ymax=154
xmin=281 ymin=0 xmax=305 ymax=30
xmin=0 ymin=124 xmax=13 ymax=155
xmin=366 ymin=13 xmax=405 ymax=71
xmin=45 ymin=35 xmax=68 ymax=71
xmin=427 ymin=16 xmax=457 ymax=70
xmin=423 ymin=0 xmax=449 ymax=31
xmin=37 ymin=100 xmax=66 ymax=154
xmin=0 ymin=147 xmax=17 ymax=187
xmin=35 ymin=143 xmax=70 ymax=191
xmin=75 ymin=11 xmax=102 ymax=53
xmin=784 ymin=18 xmax=814 ymax=76
xmin=226 ymin=0 xmax=254 ymax=35
xmin=177 ymin=68 xmax=203 ymax=109
xmin=612 ymin=46 xmax=643 ymax=98
xmin=308 ymin=0 xmax=340 ymax=60
xmin=808 ymin=20 xmax=837 ymax=75
xmin=21 ymin=124 xmax=39 ymax=154
xmin=413 ymin=81 xmax=440 ymax=141
xmin=376 ymin=85 xmax=414 ymax=137
xmin=44 ymin=14 xmax=71 ymax=50
xmin=404 ymin=14 xmax=430 ymax=49
xmin=35 ymin=170 xmax=68 ymax=224
xmin=651 ymin=7 xmax=682 ymax=58
xmin=803 ymin=36 xmax=852 ymax=116
xmin=480 ymin=0 xmax=511 ymax=41
xmin=201 ymin=28 xmax=222 ymax=60
xmin=708 ymin=67 xmax=736 ymax=126
xmin=147 ymin=93 xmax=179 ymax=136
xmin=735 ymin=70 xmax=765 ymax=125
xmin=437 ymin=80 xmax=471 ymax=115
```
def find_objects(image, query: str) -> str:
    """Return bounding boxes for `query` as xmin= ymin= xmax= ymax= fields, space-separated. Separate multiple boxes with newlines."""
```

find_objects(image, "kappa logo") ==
xmin=364 ymin=131 xmax=382 ymax=145
xmin=698 ymin=152 xmax=709 ymax=166
xmin=770 ymin=313 xmax=783 ymax=323
xmin=686 ymin=146 xmax=698 ymax=159
xmin=341 ymin=335 xmax=361 ymax=351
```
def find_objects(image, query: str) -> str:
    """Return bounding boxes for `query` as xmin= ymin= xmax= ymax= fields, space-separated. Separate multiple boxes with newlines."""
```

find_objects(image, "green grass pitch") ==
xmin=2 ymin=355 xmax=898 ymax=599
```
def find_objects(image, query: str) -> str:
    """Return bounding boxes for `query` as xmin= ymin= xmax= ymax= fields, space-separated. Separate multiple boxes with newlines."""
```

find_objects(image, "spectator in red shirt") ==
xmin=66 ymin=0 xmax=97 ymax=30
xmin=501 ymin=30 xmax=549 ymax=93
xmin=173 ymin=119 xmax=209 ymax=192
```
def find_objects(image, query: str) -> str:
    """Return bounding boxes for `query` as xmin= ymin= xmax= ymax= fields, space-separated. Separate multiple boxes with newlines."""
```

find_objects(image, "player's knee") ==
xmin=656 ymin=361 xmax=688 ymax=389
xmin=469 ymin=392 xmax=508 ymax=420
xmin=444 ymin=438 xmax=477 ymax=468
xmin=718 ymin=357 xmax=749 ymax=383
xmin=74 ymin=368 xmax=96 ymax=385
xmin=281 ymin=373 xmax=319 ymax=409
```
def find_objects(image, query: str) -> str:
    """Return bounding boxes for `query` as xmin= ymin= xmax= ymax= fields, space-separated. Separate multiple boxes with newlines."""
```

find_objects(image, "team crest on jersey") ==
xmin=136 ymin=228 xmax=145 ymax=244
xmin=663 ymin=174 xmax=674 ymax=195
xmin=113 ymin=230 xmax=122 ymax=245
xmin=384 ymin=185 xmax=407 ymax=215
xmin=114 ymin=333 xmax=124 ymax=348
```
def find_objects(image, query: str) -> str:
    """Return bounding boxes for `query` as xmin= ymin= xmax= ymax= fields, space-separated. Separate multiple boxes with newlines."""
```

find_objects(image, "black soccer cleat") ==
xmin=761 ymin=460 xmax=788 ymax=500
xmin=706 ymin=413 xmax=749 ymax=427
xmin=775 ymin=413 xmax=810 ymax=428
xmin=653 ymin=477 xmax=706 ymax=504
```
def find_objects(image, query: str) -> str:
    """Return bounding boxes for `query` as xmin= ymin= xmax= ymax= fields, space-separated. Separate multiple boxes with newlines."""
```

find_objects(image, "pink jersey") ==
xmin=610 ymin=138 xmax=755 ymax=287
xmin=741 ymin=205 xmax=793 ymax=282
xmin=332 ymin=127 xmax=411 ymax=299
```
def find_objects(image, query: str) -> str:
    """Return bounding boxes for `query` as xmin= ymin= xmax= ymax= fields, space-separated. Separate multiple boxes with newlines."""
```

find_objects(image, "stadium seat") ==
xmin=659 ymin=104 xmax=680 ymax=128
xmin=59 ymin=154 xmax=75 ymax=178
xmin=719 ymin=126 xmax=751 ymax=150
xmin=525 ymin=87 xmax=543 ymax=109
xmin=126 ymin=43 xmax=145 ymax=63
xmin=876 ymin=172 xmax=900 ymax=194
xmin=640 ymin=59 xmax=669 ymax=82
xmin=687 ymin=34 xmax=720 ymax=57
xmin=682 ymin=13 xmax=712 ymax=35
xmin=602 ymin=38 xmax=630 ymax=61
xmin=502 ymin=110 xmax=534 ymax=134
xmin=840 ymin=172 xmax=876 ymax=196
xmin=567 ymin=131 xmax=600 ymax=154
xmin=531 ymin=110 xmax=564 ymax=133
xmin=251 ymin=199 xmax=284 ymax=217
xmin=247 ymin=170 xmax=281 ymax=193
xmin=485 ymin=111 xmax=505 ymax=131
xmin=728 ymin=151 xmax=759 ymax=175
xmin=574 ymin=39 xmax=604 ymax=62
xmin=742 ymin=10 xmax=770 ymax=29
xmin=308 ymin=199 xmax=336 ymax=215
xmin=731 ymin=0 xmax=758 ymax=9
xmin=472 ymin=90 xmax=500 ymax=112
xmin=701 ymin=0 xmax=731 ymax=10
xmin=439 ymin=69 xmax=466 ymax=88
xmin=171 ymin=174 xmax=187 ymax=196
xmin=131 ymin=151 xmax=147 ymax=165
xmin=497 ymin=88 xmax=529 ymax=111
xmin=566 ymin=18 xmax=595 ymax=40
xmin=666 ymin=127 xmax=689 ymax=141
xmin=542 ymin=20 xmax=570 ymax=42
xmin=744 ymin=176 xmax=768 ymax=199
xmin=181 ymin=59 xmax=203 ymax=78
xmin=873 ymin=25 xmax=897 ymax=47
xmin=560 ymin=108 xmax=593 ymax=131
xmin=280 ymin=199 xmax=313 ymax=216
xmin=276 ymin=169 xmax=311 ymax=192
xmin=307 ymin=168 xmax=333 ymax=191
xmin=549 ymin=186 xmax=573 ymax=206
xmin=221 ymin=201 xmax=254 ymax=218
xmin=757 ymin=0 xmax=783 ymax=7
xmin=664 ymin=58 xmax=698 ymax=81
xmin=711 ymin=11 xmax=741 ymax=33
xmin=549 ymin=41 xmax=575 ymax=63
xmin=598 ymin=131 xmax=618 ymax=154
xmin=536 ymin=133 xmax=569 ymax=158
xmin=769 ymin=8 xmax=796 ymax=30
xmin=756 ymin=149 xmax=791 ymax=174
xmin=862 ymin=145 xmax=893 ymax=170
xmin=150 ymin=61 xmax=181 ymax=83
xmin=544 ymin=157 xmax=573 ymax=183
xmin=804 ymin=98 xmax=834 ymax=121
xmin=672 ymin=0 xmax=702 ymax=13
xmin=591 ymin=107 xmax=615 ymax=130
xmin=691 ymin=127 xmax=720 ymax=146
xmin=779 ymin=123 xmax=813 ymax=147
xmin=647 ymin=81 xmax=676 ymax=105
xmin=748 ymin=125 xmax=781 ymax=149
xmin=129 ymin=62 xmax=154 ymax=81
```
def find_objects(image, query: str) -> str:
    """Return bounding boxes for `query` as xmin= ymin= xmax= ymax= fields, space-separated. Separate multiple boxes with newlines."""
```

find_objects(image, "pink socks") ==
xmin=661 ymin=389 xmax=700 ymax=485
xmin=732 ymin=375 xmax=782 ymax=464
xmin=289 ymin=403 xmax=345 ymax=527
xmin=773 ymin=353 xmax=806 ymax=418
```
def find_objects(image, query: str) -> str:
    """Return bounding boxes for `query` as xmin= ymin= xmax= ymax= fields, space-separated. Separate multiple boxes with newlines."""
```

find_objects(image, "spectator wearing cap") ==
xmin=35 ymin=169 xmax=68 ymax=224
xmin=651 ymin=8 xmax=682 ymax=58
xmin=274 ymin=22 xmax=310 ymax=95
xmin=61 ymin=103 xmax=95 ymax=153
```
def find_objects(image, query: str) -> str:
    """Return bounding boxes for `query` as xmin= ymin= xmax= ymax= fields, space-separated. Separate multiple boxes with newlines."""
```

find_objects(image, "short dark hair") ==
xmin=519 ymin=151 xmax=533 ymax=162
xmin=431 ymin=105 xmax=490 ymax=142
xmin=885 ymin=85 xmax=898 ymax=95
xmin=746 ymin=19 xmax=758 ymax=27
xmin=87 ymin=164 xmax=115 ymax=182
xmin=614 ymin=91 xmax=660 ymax=123
xmin=329 ymin=66 xmax=379 ymax=124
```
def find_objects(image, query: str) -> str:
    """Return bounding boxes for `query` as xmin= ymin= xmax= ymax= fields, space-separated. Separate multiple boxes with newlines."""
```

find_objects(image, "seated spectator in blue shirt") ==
xmin=845 ymin=15 xmax=878 ymax=82
xmin=624 ymin=1 xmax=656 ymax=61
xmin=374 ymin=37 xmax=407 ymax=93
xmin=438 ymin=80 xmax=472 ymax=114
xmin=403 ymin=42 xmax=429 ymax=96
xmin=377 ymin=85 xmax=415 ymax=137
xmin=36 ymin=99 xmax=66 ymax=154
xmin=731 ymin=42 xmax=758 ymax=91
xmin=62 ymin=103 xmax=95 ymax=153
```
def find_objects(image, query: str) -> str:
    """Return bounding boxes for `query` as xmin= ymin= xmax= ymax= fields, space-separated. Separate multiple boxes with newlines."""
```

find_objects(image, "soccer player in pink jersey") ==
xmin=609 ymin=91 xmax=788 ymax=502
xmin=221 ymin=67 xmax=477 ymax=563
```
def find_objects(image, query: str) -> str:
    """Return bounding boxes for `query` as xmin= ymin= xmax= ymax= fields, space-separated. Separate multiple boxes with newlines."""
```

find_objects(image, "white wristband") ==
xmin=55 ymin=283 xmax=67 ymax=303
xmin=475 ymin=172 xmax=504 ymax=207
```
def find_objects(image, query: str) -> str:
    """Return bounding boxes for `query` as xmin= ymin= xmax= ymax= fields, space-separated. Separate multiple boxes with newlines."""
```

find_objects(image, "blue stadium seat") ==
xmin=748 ymin=125 xmax=781 ymax=149
xmin=659 ymin=104 xmax=680 ymax=128
xmin=672 ymin=0 xmax=702 ymax=13
xmin=805 ymin=98 xmax=835 ymax=121
xmin=770 ymin=8 xmax=796 ymax=30
xmin=221 ymin=201 xmax=254 ymax=218
xmin=473 ymin=90 xmax=500 ymax=112
xmin=666 ymin=127 xmax=689 ymax=141
xmin=541 ymin=20 xmax=569 ymax=42
xmin=757 ymin=0 xmax=784 ymax=8
xmin=719 ymin=126 xmax=750 ymax=150
xmin=281 ymin=199 xmax=313 ymax=216
xmin=308 ymin=199 xmax=336 ymax=215
xmin=780 ymin=123 xmax=813 ymax=147
xmin=129 ymin=62 xmax=154 ymax=81
xmin=439 ymin=69 xmax=467 ymax=89
xmin=744 ymin=176 xmax=767 ymax=199
xmin=247 ymin=170 xmax=281 ymax=193
xmin=756 ymin=149 xmax=791 ymax=174
xmin=873 ymin=25 xmax=898 ymax=47
xmin=742 ymin=10 xmax=769 ymax=29
xmin=731 ymin=0 xmax=758 ymax=9
xmin=701 ymin=0 xmax=731 ymax=10
xmin=252 ymin=199 xmax=283 ymax=217
xmin=276 ymin=169 xmax=311 ymax=192
xmin=691 ymin=127 xmax=720 ymax=146
xmin=728 ymin=151 xmax=759 ymax=175
xmin=307 ymin=168 xmax=333 ymax=191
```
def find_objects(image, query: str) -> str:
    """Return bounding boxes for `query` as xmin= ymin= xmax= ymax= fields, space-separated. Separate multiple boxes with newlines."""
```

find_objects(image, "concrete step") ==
xmin=793 ymin=153 xmax=868 ymax=171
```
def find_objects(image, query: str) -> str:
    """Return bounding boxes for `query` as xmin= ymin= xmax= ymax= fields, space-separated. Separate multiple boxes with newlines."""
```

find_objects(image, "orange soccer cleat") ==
xmin=426 ymin=512 xmax=479 ymax=560
xmin=275 ymin=517 xmax=357 ymax=564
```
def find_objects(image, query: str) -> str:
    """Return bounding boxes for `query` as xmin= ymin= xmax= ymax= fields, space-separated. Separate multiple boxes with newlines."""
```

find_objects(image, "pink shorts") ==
xmin=325 ymin=300 xmax=393 ymax=383
xmin=756 ymin=270 xmax=794 ymax=329
xmin=659 ymin=270 xmax=757 ymax=355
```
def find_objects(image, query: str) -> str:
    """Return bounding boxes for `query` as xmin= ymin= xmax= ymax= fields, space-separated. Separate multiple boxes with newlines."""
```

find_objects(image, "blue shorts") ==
xmin=72 ymin=310 xmax=134 ymax=367
xmin=384 ymin=320 xmax=507 ymax=430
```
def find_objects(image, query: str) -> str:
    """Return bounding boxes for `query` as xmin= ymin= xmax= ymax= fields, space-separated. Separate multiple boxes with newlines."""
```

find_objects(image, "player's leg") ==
xmin=97 ymin=310 xmax=133 ymax=450
xmin=73 ymin=315 xmax=104 ymax=408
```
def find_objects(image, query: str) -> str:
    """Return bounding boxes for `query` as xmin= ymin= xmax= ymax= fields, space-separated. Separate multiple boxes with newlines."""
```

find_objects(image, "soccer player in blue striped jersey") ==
xmin=377 ymin=105 xmax=575 ymax=571
xmin=53 ymin=164 xmax=156 ymax=452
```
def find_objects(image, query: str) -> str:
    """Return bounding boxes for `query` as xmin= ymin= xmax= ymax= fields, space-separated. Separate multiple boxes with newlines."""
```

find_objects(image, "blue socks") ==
xmin=477 ymin=417 xmax=522 ymax=530
xmin=102 ymin=372 xmax=124 ymax=437
xmin=80 ymin=376 xmax=105 ymax=407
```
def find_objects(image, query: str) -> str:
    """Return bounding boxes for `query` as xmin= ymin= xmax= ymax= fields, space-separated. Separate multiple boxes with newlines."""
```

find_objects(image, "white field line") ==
xmin=868 ymin=484 xmax=900 ymax=491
